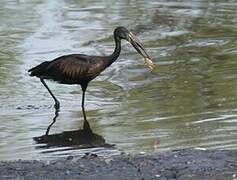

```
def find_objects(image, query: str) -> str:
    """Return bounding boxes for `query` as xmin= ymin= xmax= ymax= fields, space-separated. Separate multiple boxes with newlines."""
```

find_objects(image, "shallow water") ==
xmin=0 ymin=0 xmax=237 ymax=160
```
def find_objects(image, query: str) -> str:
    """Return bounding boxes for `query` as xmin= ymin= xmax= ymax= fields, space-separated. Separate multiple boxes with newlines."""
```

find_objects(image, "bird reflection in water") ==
xmin=33 ymin=109 xmax=113 ymax=149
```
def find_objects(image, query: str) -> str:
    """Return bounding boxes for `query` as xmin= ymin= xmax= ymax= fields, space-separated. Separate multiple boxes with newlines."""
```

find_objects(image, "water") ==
xmin=0 ymin=0 xmax=237 ymax=160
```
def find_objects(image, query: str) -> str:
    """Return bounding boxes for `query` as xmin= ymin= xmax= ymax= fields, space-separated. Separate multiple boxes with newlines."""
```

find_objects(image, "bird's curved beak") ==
xmin=128 ymin=32 xmax=156 ymax=71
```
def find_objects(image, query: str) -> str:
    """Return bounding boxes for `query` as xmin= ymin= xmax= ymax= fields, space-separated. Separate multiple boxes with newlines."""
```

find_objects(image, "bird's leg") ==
xmin=81 ymin=84 xmax=92 ymax=132
xmin=40 ymin=78 xmax=60 ymax=110
xmin=45 ymin=108 xmax=59 ymax=135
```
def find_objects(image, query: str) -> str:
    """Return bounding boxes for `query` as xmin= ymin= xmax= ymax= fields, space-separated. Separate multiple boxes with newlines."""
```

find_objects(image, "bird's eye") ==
xmin=120 ymin=33 xmax=127 ymax=39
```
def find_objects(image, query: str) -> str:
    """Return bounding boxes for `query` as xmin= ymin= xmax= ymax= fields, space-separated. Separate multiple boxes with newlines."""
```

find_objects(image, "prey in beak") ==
xmin=128 ymin=32 xmax=156 ymax=71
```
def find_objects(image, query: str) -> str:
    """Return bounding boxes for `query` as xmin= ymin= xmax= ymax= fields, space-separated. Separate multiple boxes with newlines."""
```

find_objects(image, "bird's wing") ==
xmin=46 ymin=54 xmax=93 ymax=81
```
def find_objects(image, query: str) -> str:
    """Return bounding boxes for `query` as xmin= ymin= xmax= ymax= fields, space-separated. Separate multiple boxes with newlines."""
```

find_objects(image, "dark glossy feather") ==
xmin=28 ymin=54 xmax=108 ymax=84
xmin=28 ymin=61 xmax=50 ymax=77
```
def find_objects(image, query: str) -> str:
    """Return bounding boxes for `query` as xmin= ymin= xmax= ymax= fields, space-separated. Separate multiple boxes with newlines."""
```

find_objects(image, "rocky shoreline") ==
xmin=1 ymin=149 xmax=237 ymax=180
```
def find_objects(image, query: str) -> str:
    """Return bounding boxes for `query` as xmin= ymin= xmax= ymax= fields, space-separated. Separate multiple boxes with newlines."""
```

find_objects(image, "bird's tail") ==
xmin=28 ymin=61 xmax=50 ymax=77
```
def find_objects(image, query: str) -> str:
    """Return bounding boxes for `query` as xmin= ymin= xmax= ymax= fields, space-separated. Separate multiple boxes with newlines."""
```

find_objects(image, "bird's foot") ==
xmin=54 ymin=101 xmax=60 ymax=110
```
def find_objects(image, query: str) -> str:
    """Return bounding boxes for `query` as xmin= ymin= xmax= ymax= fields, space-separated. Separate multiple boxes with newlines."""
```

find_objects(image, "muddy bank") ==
xmin=0 ymin=149 xmax=237 ymax=180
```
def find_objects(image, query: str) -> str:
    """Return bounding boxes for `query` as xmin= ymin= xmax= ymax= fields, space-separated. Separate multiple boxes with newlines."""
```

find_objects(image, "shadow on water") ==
xmin=33 ymin=109 xmax=114 ymax=151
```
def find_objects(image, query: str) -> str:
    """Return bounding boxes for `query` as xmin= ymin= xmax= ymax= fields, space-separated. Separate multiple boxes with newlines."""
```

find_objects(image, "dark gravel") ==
xmin=1 ymin=149 xmax=237 ymax=180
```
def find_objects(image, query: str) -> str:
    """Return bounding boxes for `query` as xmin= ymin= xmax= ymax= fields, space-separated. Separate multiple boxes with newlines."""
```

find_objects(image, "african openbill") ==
xmin=28 ymin=26 xmax=155 ymax=127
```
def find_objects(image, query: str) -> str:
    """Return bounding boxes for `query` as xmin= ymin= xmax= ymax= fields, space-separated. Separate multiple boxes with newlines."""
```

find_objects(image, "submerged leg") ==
xmin=40 ymin=78 xmax=60 ymax=110
xmin=45 ymin=108 xmax=59 ymax=135
xmin=81 ymin=84 xmax=91 ymax=132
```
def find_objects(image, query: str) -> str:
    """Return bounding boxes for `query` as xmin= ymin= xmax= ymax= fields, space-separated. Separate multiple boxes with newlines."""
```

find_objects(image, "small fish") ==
xmin=144 ymin=57 xmax=156 ymax=71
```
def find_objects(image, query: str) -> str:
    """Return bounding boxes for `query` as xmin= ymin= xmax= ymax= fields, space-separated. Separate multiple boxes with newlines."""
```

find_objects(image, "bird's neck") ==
xmin=106 ymin=35 xmax=121 ymax=66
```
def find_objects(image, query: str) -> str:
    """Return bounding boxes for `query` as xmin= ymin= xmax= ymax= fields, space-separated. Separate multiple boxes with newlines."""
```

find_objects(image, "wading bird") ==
xmin=28 ymin=26 xmax=156 ymax=126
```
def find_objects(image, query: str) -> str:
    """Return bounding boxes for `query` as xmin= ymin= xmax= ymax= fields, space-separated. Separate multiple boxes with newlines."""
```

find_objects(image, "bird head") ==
xmin=114 ymin=26 xmax=156 ymax=71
